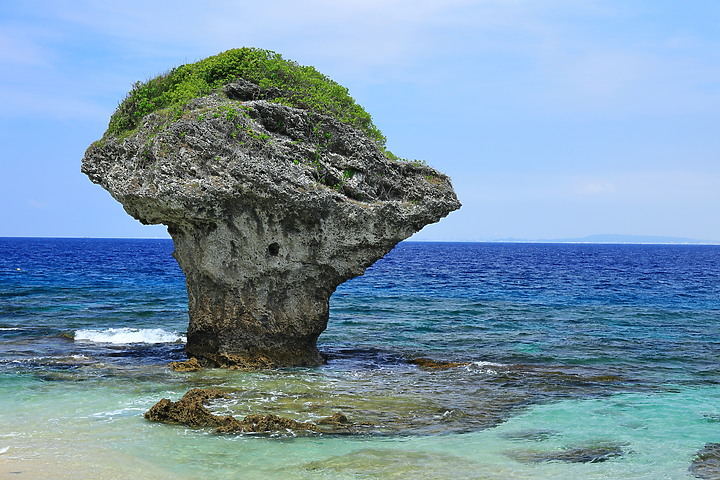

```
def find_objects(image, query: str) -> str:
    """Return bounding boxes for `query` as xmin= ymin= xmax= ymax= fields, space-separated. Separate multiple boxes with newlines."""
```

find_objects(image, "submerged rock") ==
xmin=318 ymin=413 xmax=351 ymax=425
xmin=690 ymin=443 xmax=720 ymax=479
xmin=304 ymin=448 xmax=484 ymax=479
xmin=500 ymin=429 xmax=560 ymax=442
xmin=82 ymin=49 xmax=460 ymax=368
xmin=316 ymin=412 xmax=356 ymax=433
xmin=409 ymin=357 xmax=471 ymax=369
xmin=506 ymin=441 xmax=627 ymax=464
xmin=144 ymin=388 xmax=318 ymax=434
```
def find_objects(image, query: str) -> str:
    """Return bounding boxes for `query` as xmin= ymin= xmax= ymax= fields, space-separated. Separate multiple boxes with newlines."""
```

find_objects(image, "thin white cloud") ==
xmin=2 ymin=1 xmax=719 ymax=130
xmin=572 ymin=179 xmax=616 ymax=196
xmin=55 ymin=0 xmax=482 ymax=75
xmin=447 ymin=168 xmax=720 ymax=240
xmin=455 ymin=170 xmax=720 ymax=204
xmin=0 ymin=27 xmax=53 ymax=67
xmin=562 ymin=52 xmax=649 ymax=98
xmin=0 ymin=86 xmax=110 ymax=120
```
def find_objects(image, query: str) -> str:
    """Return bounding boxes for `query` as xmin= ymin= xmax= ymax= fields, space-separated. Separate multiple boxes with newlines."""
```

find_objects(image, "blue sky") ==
xmin=1 ymin=0 xmax=719 ymax=241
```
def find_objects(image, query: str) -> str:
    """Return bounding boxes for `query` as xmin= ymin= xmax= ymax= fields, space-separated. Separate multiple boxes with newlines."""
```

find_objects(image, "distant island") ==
xmin=491 ymin=234 xmax=716 ymax=245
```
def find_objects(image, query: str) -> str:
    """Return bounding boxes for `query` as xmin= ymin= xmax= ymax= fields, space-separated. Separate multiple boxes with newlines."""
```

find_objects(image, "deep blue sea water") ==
xmin=1 ymin=238 xmax=719 ymax=479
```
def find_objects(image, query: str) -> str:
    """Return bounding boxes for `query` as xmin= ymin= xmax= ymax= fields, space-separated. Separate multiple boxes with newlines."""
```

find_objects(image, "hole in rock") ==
xmin=268 ymin=243 xmax=280 ymax=256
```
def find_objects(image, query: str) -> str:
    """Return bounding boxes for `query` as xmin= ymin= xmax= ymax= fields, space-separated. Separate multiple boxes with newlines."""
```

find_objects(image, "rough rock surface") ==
xmin=144 ymin=388 xmax=230 ymax=428
xmin=169 ymin=357 xmax=203 ymax=372
xmin=82 ymin=80 xmax=460 ymax=368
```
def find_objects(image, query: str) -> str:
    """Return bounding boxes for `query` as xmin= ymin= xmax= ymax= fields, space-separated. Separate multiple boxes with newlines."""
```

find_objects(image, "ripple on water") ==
xmin=302 ymin=448 xmax=489 ymax=480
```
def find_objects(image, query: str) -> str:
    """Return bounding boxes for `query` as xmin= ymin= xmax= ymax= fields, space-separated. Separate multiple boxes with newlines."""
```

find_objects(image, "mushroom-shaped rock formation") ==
xmin=82 ymin=48 xmax=460 ymax=368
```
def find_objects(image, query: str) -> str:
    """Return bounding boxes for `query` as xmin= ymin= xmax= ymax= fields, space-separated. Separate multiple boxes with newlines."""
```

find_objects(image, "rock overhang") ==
xmin=82 ymin=51 xmax=460 ymax=368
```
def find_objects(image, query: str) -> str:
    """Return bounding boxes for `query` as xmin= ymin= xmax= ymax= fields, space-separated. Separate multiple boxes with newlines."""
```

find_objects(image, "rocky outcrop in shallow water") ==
xmin=82 ymin=79 xmax=460 ymax=368
xmin=144 ymin=388 xmax=319 ymax=433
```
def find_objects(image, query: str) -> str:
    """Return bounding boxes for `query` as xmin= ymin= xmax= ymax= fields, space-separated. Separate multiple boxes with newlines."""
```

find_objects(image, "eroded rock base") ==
xmin=186 ymin=349 xmax=322 ymax=370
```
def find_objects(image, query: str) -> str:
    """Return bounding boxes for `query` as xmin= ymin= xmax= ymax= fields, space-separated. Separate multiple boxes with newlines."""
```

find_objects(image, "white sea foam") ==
xmin=470 ymin=361 xmax=505 ymax=368
xmin=0 ymin=446 xmax=8 ymax=454
xmin=465 ymin=360 xmax=506 ymax=374
xmin=74 ymin=328 xmax=186 ymax=345
xmin=90 ymin=407 xmax=146 ymax=419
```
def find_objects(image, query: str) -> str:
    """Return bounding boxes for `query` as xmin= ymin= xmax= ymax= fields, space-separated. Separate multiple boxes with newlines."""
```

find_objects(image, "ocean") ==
xmin=1 ymin=238 xmax=719 ymax=479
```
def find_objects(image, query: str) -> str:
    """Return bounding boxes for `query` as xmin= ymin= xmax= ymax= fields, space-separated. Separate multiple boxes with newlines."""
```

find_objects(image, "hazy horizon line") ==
xmin=2 ymin=234 xmax=719 ymax=245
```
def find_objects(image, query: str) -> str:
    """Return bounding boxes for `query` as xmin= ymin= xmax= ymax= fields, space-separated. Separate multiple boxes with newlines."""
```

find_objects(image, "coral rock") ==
xmin=83 ymin=71 xmax=460 ymax=368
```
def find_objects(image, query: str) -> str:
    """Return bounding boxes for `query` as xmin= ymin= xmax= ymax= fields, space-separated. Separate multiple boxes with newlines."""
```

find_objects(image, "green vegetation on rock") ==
xmin=107 ymin=47 xmax=386 ymax=147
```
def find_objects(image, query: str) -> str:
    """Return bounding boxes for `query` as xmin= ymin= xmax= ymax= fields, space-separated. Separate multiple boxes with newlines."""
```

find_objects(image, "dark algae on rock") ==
xmin=82 ymin=48 xmax=460 ymax=368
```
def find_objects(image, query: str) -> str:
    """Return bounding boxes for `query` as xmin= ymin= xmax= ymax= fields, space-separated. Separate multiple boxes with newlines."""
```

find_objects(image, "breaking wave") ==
xmin=74 ymin=327 xmax=186 ymax=345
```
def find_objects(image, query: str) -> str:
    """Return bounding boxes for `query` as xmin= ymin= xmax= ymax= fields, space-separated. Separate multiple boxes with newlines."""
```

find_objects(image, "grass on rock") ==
xmin=107 ymin=47 xmax=387 ymax=148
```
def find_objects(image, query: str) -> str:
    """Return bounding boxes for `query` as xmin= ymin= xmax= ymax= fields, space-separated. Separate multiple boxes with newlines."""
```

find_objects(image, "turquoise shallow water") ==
xmin=1 ymin=238 xmax=719 ymax=479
